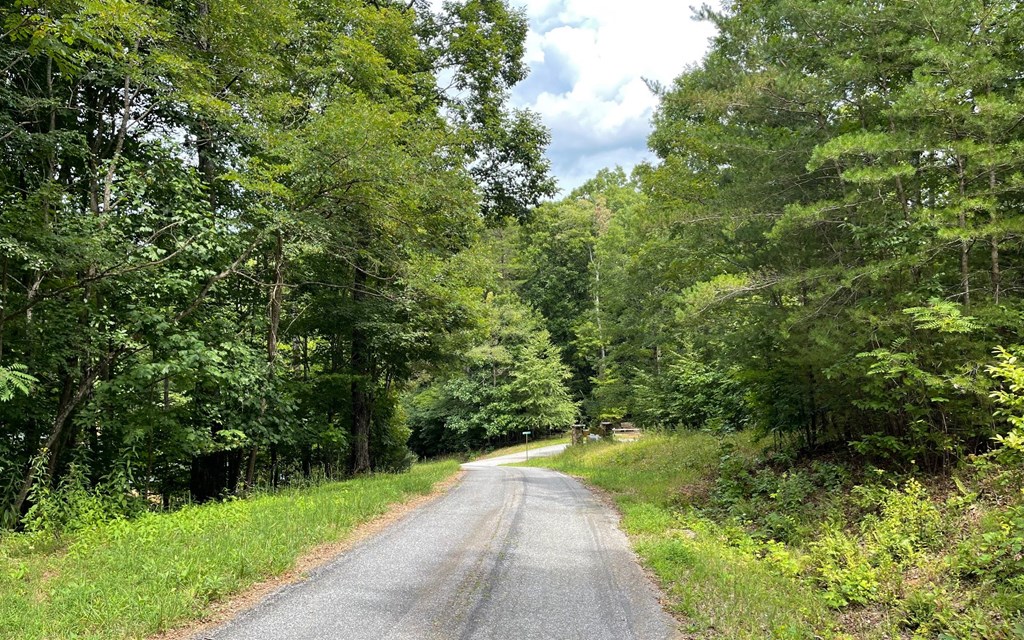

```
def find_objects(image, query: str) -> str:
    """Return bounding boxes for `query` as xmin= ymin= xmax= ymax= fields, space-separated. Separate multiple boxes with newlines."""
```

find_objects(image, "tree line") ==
xmin=0 ymin=0 xmax=557 ymax=527
xmin=7 ymin=0 xmax=1024 ymax=530
xmin=461 ymin=0 xmax=1024 ymax=471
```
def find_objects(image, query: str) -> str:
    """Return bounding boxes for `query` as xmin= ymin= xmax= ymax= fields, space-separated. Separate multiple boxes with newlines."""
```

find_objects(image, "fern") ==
xmin=903 ymin=299 xmax=980 ymax=334
xmin=0 ymin=363 xmax=36 ymax=402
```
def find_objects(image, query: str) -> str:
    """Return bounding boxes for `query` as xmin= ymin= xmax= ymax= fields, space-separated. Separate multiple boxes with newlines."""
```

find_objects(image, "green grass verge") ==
xmin=474 ymin=434 xmax=570 ymax=460
xmin=521 ymin=434 xmax=836 ymax=639
xmin=0 ymin=460 xmax=459 ymax=640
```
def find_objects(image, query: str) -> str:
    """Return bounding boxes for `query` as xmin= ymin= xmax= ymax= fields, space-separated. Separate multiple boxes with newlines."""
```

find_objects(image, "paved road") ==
xmin=207 ymin=443 xmax=677 ymax=640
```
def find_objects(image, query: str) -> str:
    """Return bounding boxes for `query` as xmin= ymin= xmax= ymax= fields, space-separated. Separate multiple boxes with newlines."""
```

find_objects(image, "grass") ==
xmin=519 ymin=431 xmax=725 ymax=506
xmin=521 ymin=433 xmax=837 ymax=639
xmin=474 ymin=434 xmax=570 ymax=460
xmin=523 ymin=434 xmax=1024 ymax=639
xmin=0 ymin=460 xmax=459 ymax=640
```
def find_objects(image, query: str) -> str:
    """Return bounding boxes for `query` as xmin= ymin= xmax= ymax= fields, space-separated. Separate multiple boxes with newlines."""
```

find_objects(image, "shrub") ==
xmin=810 ymin=524 xmax=881 ymax=608
xmin=955 ymin=505 xmax=1024 ymax=594
xmin=23 ymin=457 xmax=142 ymax=541
xmin=862 ymin=479 xmax=944 ymax=565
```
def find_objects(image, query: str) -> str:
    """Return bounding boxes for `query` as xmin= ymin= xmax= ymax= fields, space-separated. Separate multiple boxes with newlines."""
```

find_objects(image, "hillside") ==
xmin=525 ymin=435 xmax=1024 ymax=639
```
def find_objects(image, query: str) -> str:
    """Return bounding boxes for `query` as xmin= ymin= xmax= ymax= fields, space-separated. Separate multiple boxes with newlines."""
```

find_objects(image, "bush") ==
xmin=955 ymin=505 xmax=1024 ymax=596
xmin=23 ymin=457 xmax=143 ymax=540
xmin=370 ymin=397 xmax=416 ymax=473
xmin=711 ymin=445 xmax=850 ymax=545
xmin=811 ymin=524 xmax=881 ymax=608
xmin=861 ymin=478 xmax=944 ymax=564
xmin=631 ymin=357 xmax=749 ymax=432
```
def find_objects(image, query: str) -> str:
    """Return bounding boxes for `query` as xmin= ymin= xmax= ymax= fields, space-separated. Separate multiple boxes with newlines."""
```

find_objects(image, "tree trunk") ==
xmin=589 ymin=246 xmax=606 ymax=375
xmin=0 ymin=255 xmax=6 ymax=364
xmin=302 ymin=446 xmax=312 ymax=479
xmin=350 ymin=265 xmax=372 ymax=475
xmin=270 ymin=445 xmax=279 ymax=489
xmin=13 ymin=367 xmax=88 ymax=517
xmin=244 ymin=446 xmax=258 ymax=488
xmin=990 ymin=168 xmax=1001 ymax=304
xmin=268 ymin=232 xmax=283 ymax=365
xmin=957 ymin=157 xmax=971 ymax=308
xmin=246 ymin=231 xmax=285 ymax=490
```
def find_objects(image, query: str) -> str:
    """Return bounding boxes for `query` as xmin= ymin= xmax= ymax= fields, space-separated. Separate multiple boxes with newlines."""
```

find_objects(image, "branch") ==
xmin=174 ymin=238 xmax=259 ymax=323
xmin=0 ymin=232 xmax=203 ymax=322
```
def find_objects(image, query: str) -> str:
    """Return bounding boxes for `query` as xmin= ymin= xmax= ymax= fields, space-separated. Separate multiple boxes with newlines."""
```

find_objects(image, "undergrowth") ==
xmin=0 ymin=460 xmax=459 ymax=640
xmin=525 ymin=433 xmax=1024 ymax=639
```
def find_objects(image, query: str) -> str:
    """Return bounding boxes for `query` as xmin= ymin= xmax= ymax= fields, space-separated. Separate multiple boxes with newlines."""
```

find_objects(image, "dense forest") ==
xmin=5 ymin=0 xmax=1024 ymax=540
xmin=0 ymin=0 xmax=560 ymax=526
xmin=489 ymin=0 xmax=1024 ymax=453
xmin=413 ymin=0 xmax=1024 ymax=466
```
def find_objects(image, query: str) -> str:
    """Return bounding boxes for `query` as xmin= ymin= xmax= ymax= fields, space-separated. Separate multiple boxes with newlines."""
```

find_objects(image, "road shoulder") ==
xmin=520 ymin=461 xmax=695 ymax=640
xmin=149 ymin=470 xmax=466 ymax=640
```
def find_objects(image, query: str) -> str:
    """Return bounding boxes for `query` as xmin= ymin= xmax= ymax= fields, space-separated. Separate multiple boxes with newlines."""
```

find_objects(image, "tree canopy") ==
xmin=0 ymin=0 xmax=555 ymax=526
xmin=7 ymin=0 xmax=1024 ymax=533
xmin=480 ymin=0 xmax=1024 ymax=472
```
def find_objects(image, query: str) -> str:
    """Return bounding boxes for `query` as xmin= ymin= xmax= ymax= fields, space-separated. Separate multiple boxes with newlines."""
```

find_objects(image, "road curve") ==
xmin=206 ymin=443 xmax=677 ymax=640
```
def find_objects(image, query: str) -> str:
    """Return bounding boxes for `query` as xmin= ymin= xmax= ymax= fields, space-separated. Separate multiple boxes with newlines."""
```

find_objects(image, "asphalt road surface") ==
xmin=206 ymin=443 xmax=677 ymax=640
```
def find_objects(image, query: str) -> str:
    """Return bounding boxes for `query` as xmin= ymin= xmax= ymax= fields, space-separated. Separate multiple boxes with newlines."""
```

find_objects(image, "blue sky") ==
xmin=507 ymin=0 xmax=716 ymax=193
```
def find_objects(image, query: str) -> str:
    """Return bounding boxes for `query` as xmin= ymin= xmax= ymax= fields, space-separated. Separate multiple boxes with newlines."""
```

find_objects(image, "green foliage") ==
xmin=522 ymin=434 xmax=835 ymax=639
xmin=978 ymin=345 xmax=1024 ymax=492
xmin=989 ymin=347 xmax=1024 ymax=434
xmin=904 ymin=301 xmax=982 ymax=335
xmin=406 ymin=293 xmax=577 ymax=455
xmin=524 ymin=432 xmax=730 ymax=508
xmin=506 ymin=0 xmax=1024 ymax=467
xmin=955 ymin=505 xmax=1024 ymax=595
xmin=811 ymin=525 xmax=881 ymax=608
xmin=860 ymin=479 xmax=944 ymax=563
xmin=22 ymin=458 xmax=141 ymax=541
xmin=0 ymin=461 xmax=458 ymax=640
xmin=527 ymin=431 xmax=1024 ymax=638
xmin=711 ymin=446 xmax=848 ymax=544
xmin=808 ymin=479 xmax=944 ymax=609
xmin=0 ymin=365 xmax=34 ymax=403
xmin=632 ymin=356 xmax=749 ymax=431
xmin=0 ymin=0 xmax=546 ymax=522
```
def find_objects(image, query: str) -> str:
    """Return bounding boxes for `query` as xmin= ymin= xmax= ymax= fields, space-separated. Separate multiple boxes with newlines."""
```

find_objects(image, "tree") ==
xmin=406 ymin=293 xmax=576 ymax=455
xmin=591 ymin=0 xmax=1024 ymax=462
xmin=0 ymin=0 xmax=545 ymax=526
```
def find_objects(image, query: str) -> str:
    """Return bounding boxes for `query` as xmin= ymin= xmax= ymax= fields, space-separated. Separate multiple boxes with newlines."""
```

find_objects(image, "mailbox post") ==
xmin=571 ymin=424 xmax=585 ymax=445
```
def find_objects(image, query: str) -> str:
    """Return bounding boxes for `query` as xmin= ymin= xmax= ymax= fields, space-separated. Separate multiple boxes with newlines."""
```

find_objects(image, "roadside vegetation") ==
xmin=0 ymin=0 xmax=555 ymax=528
xmin=473 ymin=434 xmax=571 ymax=460
xmin=527 ymin=434 xmax=1024 ymax=639
xmin=6 ymin=0 xmax=1024 ymax=637
xmin=0 ymin=461 xmax=458 ymax=640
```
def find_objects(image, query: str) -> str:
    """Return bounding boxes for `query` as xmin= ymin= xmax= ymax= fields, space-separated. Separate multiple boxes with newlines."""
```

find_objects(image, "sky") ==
xmin=507 ymin=0 xmax=717 ymax=193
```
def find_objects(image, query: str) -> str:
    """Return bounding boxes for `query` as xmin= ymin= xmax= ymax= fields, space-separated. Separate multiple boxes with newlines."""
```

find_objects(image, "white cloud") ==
xmin=510 ymin=1 xmax=717 ymax=192
xmin=427 ymin=0 xmax=716 ymax=193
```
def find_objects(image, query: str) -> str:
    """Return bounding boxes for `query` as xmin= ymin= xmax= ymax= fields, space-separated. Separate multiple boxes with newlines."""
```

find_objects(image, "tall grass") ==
xmin=474 ymin=434 xmax=571 ymax=460
xmin=0 ymin=460 xmax=459 ymax=640
xmin=525 ymin=432 xmax=724 ymax=506
xmin=524 ymin=434 xmax=836 ymax=639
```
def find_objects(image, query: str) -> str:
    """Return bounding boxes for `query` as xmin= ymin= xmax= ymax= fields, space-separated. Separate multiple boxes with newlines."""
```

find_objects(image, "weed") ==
xmin=523 ymin=434 xmax=836 ymax=639
xmin=0 ymin=460 xmax=459 ymax=640
xmin=811 ymin=524 xmax=882 ymax=608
